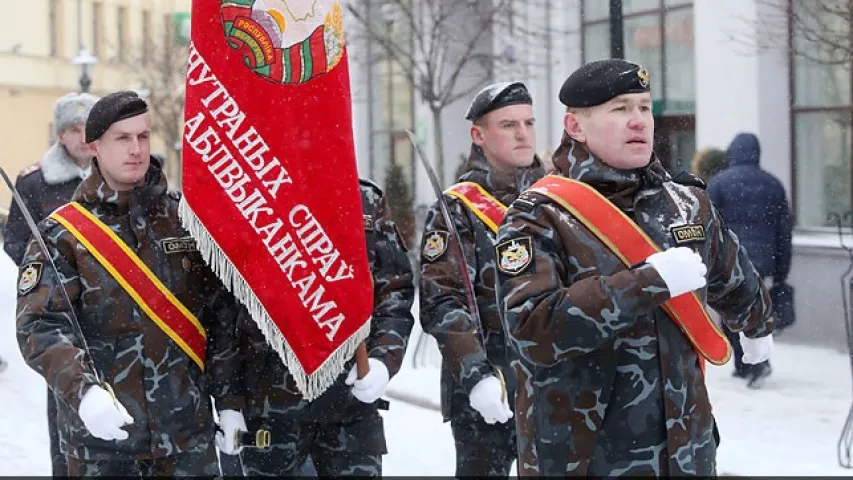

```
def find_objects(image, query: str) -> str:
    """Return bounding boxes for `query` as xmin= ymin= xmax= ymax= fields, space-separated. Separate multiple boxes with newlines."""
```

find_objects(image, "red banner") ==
xmin=180 ymin=0 xmax=372 ymax=399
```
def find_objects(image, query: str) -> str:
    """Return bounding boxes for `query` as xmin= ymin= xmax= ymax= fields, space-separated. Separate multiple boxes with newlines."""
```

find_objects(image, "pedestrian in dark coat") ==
xmin=708 ymin=132 xmax=793 ymax=387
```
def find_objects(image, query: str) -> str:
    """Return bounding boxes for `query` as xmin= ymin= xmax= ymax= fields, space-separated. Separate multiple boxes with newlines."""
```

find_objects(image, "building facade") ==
xmin=0 ymin=0 xmax=191 ymax=208
xmin=349 ymin=0 xmax=852 ymax=350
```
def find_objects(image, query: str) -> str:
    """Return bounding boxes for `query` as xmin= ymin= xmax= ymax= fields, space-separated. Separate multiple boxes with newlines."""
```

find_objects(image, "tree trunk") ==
xmin=430 ymin=106 xmax=446 ymax=187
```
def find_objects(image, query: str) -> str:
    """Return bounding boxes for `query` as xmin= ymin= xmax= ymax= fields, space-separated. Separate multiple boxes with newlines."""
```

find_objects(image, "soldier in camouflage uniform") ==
xmin=494 ymin=59 xmax=776 ymax=476
xmin=15 ymin=91 xmax=243 ymax=476
xmin=419 ymin=82 xmax=544 ymax=476
xmin=239 ymin=178 xmax=415 ymax=477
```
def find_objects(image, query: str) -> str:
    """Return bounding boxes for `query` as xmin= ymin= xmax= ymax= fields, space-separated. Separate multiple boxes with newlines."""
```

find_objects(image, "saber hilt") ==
xmin=218 ymin=427 xmax=272 ymax=449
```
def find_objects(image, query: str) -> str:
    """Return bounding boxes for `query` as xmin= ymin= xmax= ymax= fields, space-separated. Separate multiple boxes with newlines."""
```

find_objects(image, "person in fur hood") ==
xmin=2 ymin=90 xmax=98 ymax=477
xmin=4 ymin=92 xmax=97 ymax=265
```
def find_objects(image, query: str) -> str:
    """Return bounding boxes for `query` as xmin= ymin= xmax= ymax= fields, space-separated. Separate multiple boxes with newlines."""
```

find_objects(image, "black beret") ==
xmin=85 ymin=90 xmax=149 ymax=143
xmin=559 ymin=59 xmax=650 ymax=108
xmin=465 ymin=81 xmax=533 ymax=121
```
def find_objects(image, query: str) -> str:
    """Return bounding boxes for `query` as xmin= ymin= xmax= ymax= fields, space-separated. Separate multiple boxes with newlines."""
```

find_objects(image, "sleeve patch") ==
xmin=495 ymin=236 xmax=534 ymax=276
xmin=18 ymin=261 xmax=44 ymax=295
xmin=422 ymin=230 xmax=449 ymax=262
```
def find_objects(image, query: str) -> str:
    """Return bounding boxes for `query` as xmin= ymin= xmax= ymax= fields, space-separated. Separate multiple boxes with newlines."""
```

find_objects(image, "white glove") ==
xmin=740 ymin=333 xmax=773 ymax=364
xmin=645 ymin=246 xmax=708 ymax=298
xmin=345 ymin=358 xmax=390 ymax=404
xmin=215 ymin=409 xmax=248 ymax=455
xmin=469 ymin=375 xmax=513 ymax=425
xmin=78 ymin=385 xmax=134 ymax=441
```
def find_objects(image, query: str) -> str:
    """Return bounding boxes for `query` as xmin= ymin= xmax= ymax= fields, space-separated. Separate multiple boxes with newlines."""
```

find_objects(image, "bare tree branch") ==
xmin=738 ymin=0 xmax=853 ymax=66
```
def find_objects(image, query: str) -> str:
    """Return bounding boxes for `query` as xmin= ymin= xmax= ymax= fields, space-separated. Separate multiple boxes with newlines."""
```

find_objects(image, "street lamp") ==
xmin=71 ymin=48 xmax=98 ymax=93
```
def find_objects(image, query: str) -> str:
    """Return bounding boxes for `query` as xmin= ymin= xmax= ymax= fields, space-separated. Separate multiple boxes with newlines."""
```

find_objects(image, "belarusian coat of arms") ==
xmin=220 ymin=0 xmax=345 ymax=85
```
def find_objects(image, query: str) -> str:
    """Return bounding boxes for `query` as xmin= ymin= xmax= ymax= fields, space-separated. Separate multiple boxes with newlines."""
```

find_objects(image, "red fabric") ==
xmin=445 ymin=182 xmax=507 ymax=233
xmin=182 ymin=1 xmax=372 ymax=385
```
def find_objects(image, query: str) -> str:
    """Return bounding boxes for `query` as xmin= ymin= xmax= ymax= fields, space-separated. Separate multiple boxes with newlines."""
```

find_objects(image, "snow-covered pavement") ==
xmin=3 ymin=247 xmax=853 ymax=475
xmin=391 ymin=324 xmax=853 ymax=476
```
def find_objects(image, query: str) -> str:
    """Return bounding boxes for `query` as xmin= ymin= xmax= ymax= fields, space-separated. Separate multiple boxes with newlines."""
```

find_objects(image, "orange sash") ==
xmin=50 ymin=202 xmax=207 ymax=370
xmin=445 ymin=182 xmax=507 ymax=233
xmin=527 ymin=175 xmax=731 ymax=366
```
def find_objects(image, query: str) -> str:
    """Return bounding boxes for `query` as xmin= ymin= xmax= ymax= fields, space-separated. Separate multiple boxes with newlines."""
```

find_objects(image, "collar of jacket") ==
xmin=459 ymin=144 xmax=545 ymax=206
xmin=551 ymin=132 xmax=670 ymax=210
xmin=74 ymin=155 xmax=169 ymax=214
xmin=40 ymin=142 xmax=89 ymax=185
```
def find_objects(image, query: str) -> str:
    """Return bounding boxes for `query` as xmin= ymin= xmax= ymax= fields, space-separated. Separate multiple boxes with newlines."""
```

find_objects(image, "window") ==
xmin=662 ymin=7 xmax=694 ymax=114
xmin=582 ymin=22 xmax=610 ymax=61
xmin=622 ymin=0 xmax=661 ymax=15
xmin=580 ymin=1 xmax=695 ymax=172
xmin=580 ymin=1 xmax=694 ymax=112
xmin=793 ymin=112 xmax=852 ymax=228
xmin=791 ymin=2 xmax=853 ymax=228
xmin=624 ymin=14 xmax=663 ymax=101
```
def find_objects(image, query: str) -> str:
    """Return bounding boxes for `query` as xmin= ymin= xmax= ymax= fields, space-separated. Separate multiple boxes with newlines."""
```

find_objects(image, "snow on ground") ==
xmin=2 ymin=248 xmax=853 ymax=475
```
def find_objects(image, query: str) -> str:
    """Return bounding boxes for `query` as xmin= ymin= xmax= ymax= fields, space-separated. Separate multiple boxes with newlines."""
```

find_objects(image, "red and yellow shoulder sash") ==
xmin=527 ymin=175 xmax=731 ymax=367
xmin=50 ymin=202 xmax=207 ymax=370
xmin=445 ymin=182 xmax=507 ymax=233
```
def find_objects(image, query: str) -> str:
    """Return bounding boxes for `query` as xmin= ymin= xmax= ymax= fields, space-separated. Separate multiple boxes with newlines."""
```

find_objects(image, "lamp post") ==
xmin=71 ymin=48 xmax=98 ymax=93
xmin=609 ymin=0 xmax=624 ymax=59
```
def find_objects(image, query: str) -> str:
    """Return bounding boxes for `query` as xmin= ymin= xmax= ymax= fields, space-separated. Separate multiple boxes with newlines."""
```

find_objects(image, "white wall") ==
xmin=694 ymin=0 xmax=791 ymax=194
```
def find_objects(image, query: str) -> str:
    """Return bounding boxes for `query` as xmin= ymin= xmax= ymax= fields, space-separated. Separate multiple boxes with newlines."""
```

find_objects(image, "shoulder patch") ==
xmin=18 ymin=262 xmax=44 ymax=295
xmin=422 ymin=230 xmax=449 ymax=262
xmin=19 ymin=163 xmax=41 ymax=178
xmin=671 ymin=171 xmax=706 ymax=190
xmin=511 ymin=191 xmax=546 ymax=213
xmin=670 ymin=223 xmax=707 ymax=245
xmin=363 ymin=214 xmax=374 ymax=231
xmin=496 ymin=236 xmax=534 ymax=276
xmin=161 ymin=236 xmax=199 ymax=254
xmin=359 ymin=178 xmax=384 ymax=197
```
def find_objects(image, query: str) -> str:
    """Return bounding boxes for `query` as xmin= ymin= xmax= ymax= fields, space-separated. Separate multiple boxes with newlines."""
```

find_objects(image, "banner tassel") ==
xmin=178 ymin=198 xmax=370 ymax=401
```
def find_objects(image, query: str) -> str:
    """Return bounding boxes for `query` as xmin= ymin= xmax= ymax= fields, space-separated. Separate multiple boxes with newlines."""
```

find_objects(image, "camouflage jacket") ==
xmin=495 ymin=137 xmax=775 ymax=476
xmin=240 ymin=179 xmax=415 ymax=425
xmin=16 ymin=158 xmax=243 ymax=461
xmin=419 ymin=146 xmax=544 ymax=420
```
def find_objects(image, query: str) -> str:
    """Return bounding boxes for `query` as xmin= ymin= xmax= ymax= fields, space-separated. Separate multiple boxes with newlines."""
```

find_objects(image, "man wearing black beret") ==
xmin=495 ymin=59 xmax=777 ymax=476
xmin=419 ymin=81 xmax=544 ymax=476
xmin=15 ymin=91 xmax=245 ymax=476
